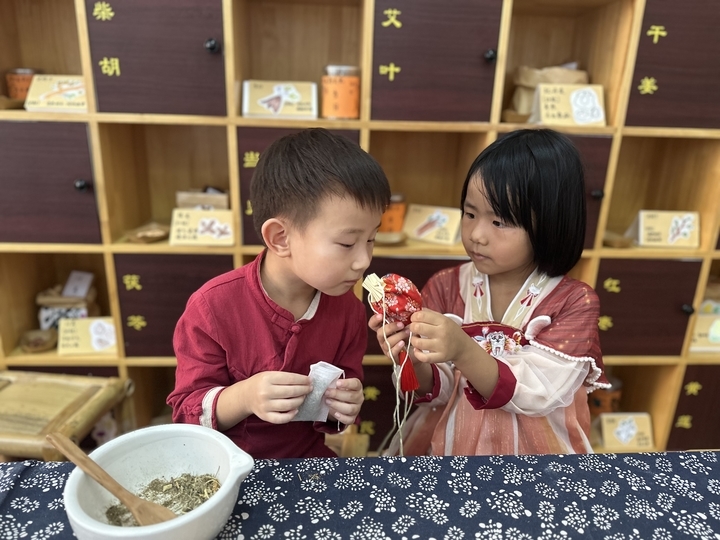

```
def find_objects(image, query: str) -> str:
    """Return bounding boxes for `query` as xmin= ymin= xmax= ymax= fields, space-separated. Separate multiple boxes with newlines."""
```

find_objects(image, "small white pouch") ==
xmin=293 ymin=361 xmax=344 ymax=422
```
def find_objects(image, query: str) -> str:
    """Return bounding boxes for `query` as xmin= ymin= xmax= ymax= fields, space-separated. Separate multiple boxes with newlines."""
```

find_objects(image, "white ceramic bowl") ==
xmin=63 ymin=424 xmax=254 ymax=540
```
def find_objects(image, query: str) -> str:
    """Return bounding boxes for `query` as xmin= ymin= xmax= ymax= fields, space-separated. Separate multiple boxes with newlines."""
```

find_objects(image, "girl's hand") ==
xmin=325 ymin=378 xmax=364 ymax=425
xmin=368 ymin=313 xmax=410 ymax=362
xmin=407 ymin=309 xmax=475 ymax=365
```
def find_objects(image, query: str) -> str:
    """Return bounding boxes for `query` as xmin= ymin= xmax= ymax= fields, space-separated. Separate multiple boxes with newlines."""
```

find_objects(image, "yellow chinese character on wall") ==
xmin=99 ymin=57 xmax=121 ymax=76
xmin=93 ymin=1 xmax=115 ymax=21
xmin=364 ymin=386 xmax=381 ymax=401
xmin=127 ymin=315 xmax=147 ymax=331
xmin=381 ymin=9 xmax=402 ymax=28
xmin=684 ymin=381 xmax=702 ymax=396
xmin=674 ymin=415 xmax=692 ymax=429
xmin=598 ymin=315 xmax=613 ymax=331
xmin=243 ymin=151 xmax=260 ymax=168
xmin=359 ymin=420 xmax=376 ymax=435
xmin=379 ymin=63 xmax=401 ymax=82
xmin=603 ymin=278 xmax=621 ymax=293
xmin=245 ymin=200 xmax=253 ymax=216
xmin=122 ymin=274 xmax=142 ymax=291
xmin=646 ymin=25 xmax=667 ymax=44
xmin=638 ymin=77 xmax=658 ymax=95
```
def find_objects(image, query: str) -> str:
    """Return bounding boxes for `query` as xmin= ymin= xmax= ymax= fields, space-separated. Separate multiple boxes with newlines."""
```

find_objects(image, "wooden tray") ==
xmin=0 ymin=371 xmax=128 ymax=460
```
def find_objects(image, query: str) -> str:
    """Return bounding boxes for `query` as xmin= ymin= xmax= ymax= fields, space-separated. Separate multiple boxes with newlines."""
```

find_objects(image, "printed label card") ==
xmin=624 ymin=210 xmax=700 ymax=248
xmin=689 ymin=314 xmax=720 ymax=352
xmin=169 ymin=208 xmax=235 ymax=246
xmin=529 ymin=83 xmax=606 ymax=126
xmin=242 ymin=80 xmax=317 ymax=119
xmin=58 ymin=317 xmax=117 ymax=356
xmin=599 ymin=412 xmax=654 ymax=452
xmin=24 ymin=75 xmax=87 ymax=113
xmin=402 ymin=204 xmax=462 ymax=245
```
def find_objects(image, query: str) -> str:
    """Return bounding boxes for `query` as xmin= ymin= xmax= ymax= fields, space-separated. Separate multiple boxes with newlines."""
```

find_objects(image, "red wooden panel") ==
xmin=596 ymin=259 xmax=700 ymax=355
xmin=86 ymin=0 xmax=226 ymax=115
xmin=237 ymin=128 xmax=361 ymax=246
xmin=666 ymin=365 xmax=720 ymax=450
xmin=568 ymin=135 xmax=612 ymax=250
xmin=114 ymin=254 xmax=234 ymax=357
xmin=625 ymin=0 xmax=720 ymax=128
xmin=371 ymin=0 xmax=501 ymax=121
xmin=0 ymin=122 xmax=101 ymax=243
xmin=364 ymin=257 xmax=467 ymax=354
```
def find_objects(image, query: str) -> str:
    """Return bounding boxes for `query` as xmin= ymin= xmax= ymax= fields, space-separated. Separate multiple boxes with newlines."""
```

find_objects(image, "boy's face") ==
xmin=288 ymin=195 xmax=381 ymax=296
xmin=461 ymin=176 xmax=534 ymax=283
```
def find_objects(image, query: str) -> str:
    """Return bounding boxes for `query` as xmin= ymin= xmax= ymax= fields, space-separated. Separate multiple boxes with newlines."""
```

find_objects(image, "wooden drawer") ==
xmin=625 ymin=0 xmax=720 ymax=128
xmin=666 ymin=365 xmax=720 ymax=450
xmin=237 ymin=128 xmax=361 ymax=246
xmin=364 ymin=257 xmax=465 ymax=355
xmin=596 ymin=259 xmax=700 ymax=355
xmin=0 ymin=122 xmax=101 ymax=244
xmin=371 ymin=0 xmax=501 ymax=121
xmin=86 ymin=0 xmax=226 ymax=115
xmin=568 ymin=135 xmax=612 ymax=250
xmin=114 ymin=254 xmax=234 ymax=357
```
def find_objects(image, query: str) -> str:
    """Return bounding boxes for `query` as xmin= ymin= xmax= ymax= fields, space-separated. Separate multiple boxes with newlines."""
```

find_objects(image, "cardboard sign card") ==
xmin=690 ymin=314 xmax=720 ymax=352
xmin=599 ymin=412 xmax=654 ymax=452
xmin=169 ymin=208 xmax=234 ymax=246
xmin=61 ymin=270 xmax=94 ymax=298
xmin=624 ymin=210 xmax=700 ymax=248
xmin=402 ymin=204 xmax=462 ymax=245
xmin=24 ymin=75 xmax=87 ymax=113
xmin=242 ymin=80 xmax=317 ymax=119
xmin=530 ymin=83 xmax=606 ymax=126
xmin=58 ymin=317 xmax=117 ymax=356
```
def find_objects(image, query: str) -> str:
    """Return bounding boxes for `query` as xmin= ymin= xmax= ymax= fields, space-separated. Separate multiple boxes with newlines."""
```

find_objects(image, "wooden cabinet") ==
xmin=2 ymin=0 xmax=720 ymax=452
xmin=371 ymin=0 xmax=501 ymax=121
xmin=625 ymin=0 xmax=720 ymax=129
xmin=114 ymin=254 xmax=233 ymax=357
xmin=0 ymin=122 xmax=101 ymax=244
xmin=85 ymin=0 xmax=226 ymax=115
xmin=596 ymin=259 xmax=701 ymax=356
xmin=666 ymin=365 xmax=720 ymax=451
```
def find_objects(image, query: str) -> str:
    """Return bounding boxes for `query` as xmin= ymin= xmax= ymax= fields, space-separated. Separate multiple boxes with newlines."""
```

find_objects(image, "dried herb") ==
xmin=105 ymin=473 xmax=221 ymax=527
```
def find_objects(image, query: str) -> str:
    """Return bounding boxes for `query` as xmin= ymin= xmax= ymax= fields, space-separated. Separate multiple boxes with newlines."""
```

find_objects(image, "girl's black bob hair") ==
xmin=460 ymin=129 xmax=586 ymax=277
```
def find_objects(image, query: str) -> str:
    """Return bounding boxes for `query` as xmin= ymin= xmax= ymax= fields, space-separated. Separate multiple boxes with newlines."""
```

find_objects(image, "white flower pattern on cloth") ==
xmin=2 ymin=453 xmax=720 ymax=539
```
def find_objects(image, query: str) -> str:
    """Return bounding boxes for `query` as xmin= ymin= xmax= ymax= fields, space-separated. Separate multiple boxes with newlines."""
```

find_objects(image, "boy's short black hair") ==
xmin=461 ymin=129 xmax=586 ymax=277
xmin=250 ymin=128 xmax=391 ymax=241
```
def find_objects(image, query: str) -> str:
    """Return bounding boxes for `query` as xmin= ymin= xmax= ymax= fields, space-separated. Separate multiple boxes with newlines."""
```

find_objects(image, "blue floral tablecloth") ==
xmin=2 ymin=452 xmax=719 ymax=539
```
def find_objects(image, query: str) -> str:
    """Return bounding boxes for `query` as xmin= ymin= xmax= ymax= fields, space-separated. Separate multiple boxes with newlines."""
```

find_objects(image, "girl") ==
xmin=369 ymin=129 xmax=609 ymax=455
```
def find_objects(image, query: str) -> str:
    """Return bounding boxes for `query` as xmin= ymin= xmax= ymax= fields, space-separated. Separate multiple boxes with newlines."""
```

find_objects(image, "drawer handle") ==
xmin=204 ymin=38 xmax=221 ymax=54
xmin=681 ymin=304 xmax=695 ymax=315
xmin=483 ymin=49 xmax=497 ymax=63
xmin=74 ymin=179 xmax=91 ymax=192
xmin=590 ymin=189 xmax=604 ymax=199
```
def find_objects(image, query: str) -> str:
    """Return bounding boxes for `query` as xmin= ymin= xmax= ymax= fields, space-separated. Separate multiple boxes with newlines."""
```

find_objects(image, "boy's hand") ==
xmin=407 ymin=308 xmax=474 ymax=365
xmin=241 ymin=371 xmax=312 ymax=424
xmin=324 ymin=378 xmax=364 ymax=425
xmin=368 ymin=313 xmax=410 ymax=362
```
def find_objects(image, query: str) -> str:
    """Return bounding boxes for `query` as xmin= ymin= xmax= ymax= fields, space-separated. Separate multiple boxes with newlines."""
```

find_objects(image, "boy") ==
xmin=168 ymin=128 xmax=391 ymax=458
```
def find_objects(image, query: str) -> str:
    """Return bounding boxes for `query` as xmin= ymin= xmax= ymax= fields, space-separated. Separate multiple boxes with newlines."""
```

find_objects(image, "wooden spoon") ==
xmin=46 ymin=432 xmax=177 ymax=526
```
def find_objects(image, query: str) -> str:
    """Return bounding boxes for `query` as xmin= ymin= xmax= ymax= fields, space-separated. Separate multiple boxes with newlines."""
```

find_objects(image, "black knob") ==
xmin=204 ymin=38 xmax=221 ymax=53
xmin=74 ymin=179 xmax=90 ymax=192
xmin=483 ymin=49 xmax=497 ymax=63
xmin=590 ymin=189 xmax=604 ymax=199
xmin=682 ymin=304 xmax=695 ymax=315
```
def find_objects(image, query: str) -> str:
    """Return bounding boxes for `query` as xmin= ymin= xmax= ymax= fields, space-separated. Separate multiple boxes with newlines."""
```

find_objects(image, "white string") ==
xmin=362 ymin=274 xmax=414 ymax=456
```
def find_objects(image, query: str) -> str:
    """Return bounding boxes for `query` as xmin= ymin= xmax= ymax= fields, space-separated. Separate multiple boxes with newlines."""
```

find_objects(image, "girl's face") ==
xmin=461 ymin=176 xmax=535 ymax=284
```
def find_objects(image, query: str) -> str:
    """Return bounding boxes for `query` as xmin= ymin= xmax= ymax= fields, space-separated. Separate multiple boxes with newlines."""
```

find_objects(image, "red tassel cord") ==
xmin=398 ymin=349 xmax=419 ymax=393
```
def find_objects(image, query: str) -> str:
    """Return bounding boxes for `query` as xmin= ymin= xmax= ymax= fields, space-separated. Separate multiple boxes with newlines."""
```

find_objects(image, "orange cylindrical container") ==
xmin=6 ymin=68 xmax=36 ymax=100
xmin=379 ymin=194 xmax=407 ymax=233
xmin=321 ymin=65 xmax=360 ymax=120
